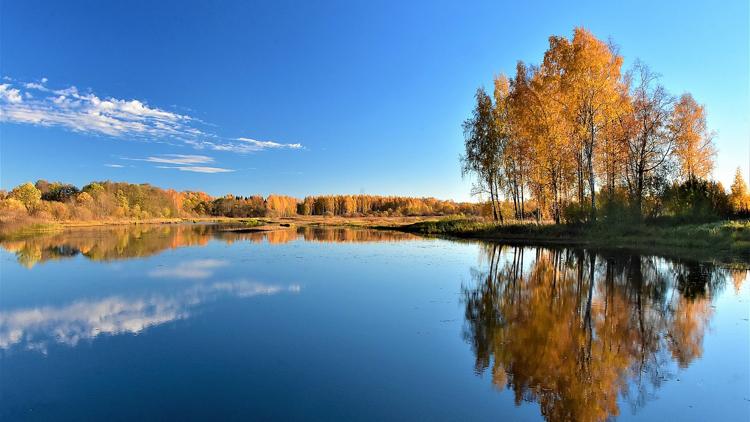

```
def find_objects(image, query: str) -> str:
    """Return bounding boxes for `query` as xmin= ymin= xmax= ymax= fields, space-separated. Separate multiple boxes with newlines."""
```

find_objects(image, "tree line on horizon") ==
xmin=462 ymin=27 xmax=748 ymax=223
xmin=0 ymin=179 xmax=482 ymax=224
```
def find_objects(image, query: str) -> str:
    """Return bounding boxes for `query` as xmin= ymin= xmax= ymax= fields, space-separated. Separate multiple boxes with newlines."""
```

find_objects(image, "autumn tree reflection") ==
xmin=730 ymin=268 xmax=748 ymax=294
xmin=462 ymin=244 xmax=727 ymax=422
xmin=1 ymin=225 xmax=420 ymax=267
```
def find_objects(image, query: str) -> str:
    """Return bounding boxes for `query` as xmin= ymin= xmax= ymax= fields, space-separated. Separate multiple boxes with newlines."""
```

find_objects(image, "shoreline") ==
xmin=0 ymin=215 xmax=442 ymax=237
xmin=4 ymin=216 xmax=749 ymax=267
xmin=386 ymin=218 xmax=750 ymax=267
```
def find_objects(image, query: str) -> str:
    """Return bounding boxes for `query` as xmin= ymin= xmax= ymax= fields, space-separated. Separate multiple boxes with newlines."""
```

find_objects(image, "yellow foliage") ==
xmin=673 ymin=93 xmax=716 ymax=180
xmin=463 ymin=27 xmax=717 ymax=221
xmin=76 ymin=192 xmax=94 ymax=204
xmin=730 ymin=168 xmax=750 ymax=213
xmin=0 ymin=198 xmax=27 ymax=213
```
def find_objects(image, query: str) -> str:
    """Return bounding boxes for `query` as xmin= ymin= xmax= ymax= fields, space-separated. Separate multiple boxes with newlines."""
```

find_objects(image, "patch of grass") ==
xmin=238 ymin=218 xmax=264 ymax=227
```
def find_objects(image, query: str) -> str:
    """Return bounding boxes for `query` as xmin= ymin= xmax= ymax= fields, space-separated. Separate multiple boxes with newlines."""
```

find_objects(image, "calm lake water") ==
xmin=1 ymin=224 xmax=748 ymax=421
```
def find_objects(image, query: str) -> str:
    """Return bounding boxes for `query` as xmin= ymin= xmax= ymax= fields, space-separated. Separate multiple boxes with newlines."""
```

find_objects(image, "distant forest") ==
xmin=0 ymin=179 xmax=482 ymax=223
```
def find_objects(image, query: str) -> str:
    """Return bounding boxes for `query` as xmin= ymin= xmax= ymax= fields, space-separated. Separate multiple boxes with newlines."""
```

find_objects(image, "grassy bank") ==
xmin=393 ymin=218 xmax=750 ymax=265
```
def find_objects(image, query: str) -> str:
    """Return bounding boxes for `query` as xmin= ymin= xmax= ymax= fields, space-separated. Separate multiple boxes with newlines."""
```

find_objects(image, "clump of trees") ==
xmin=207 ymin=195 xmax=268 ymax=218
xmin=462 ymin=27 xmax=737 ymax=224
xmin=202 ymin=194 xmax=298 ymax=218
xmin=0 ymin=180 xmax=192 ymax=222
xmin=0 ymin=180 xmax=482 ymax=224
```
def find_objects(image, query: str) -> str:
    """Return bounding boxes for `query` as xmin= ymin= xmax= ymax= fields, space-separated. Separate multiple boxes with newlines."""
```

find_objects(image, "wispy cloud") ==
xmin=184 ymin=137 xmax=303 ymax=154
xmin=0 ymin=77 xmax=304 ymax=153
xmin=124 ymin=154 xmax=235 ymax=173
xmin=131 ymin=154 xmax=214 ymax=165
xmin=0 ymin=80 xmax=195 ymax=139
xmin=156 ymin=165 xmax=234 ymax=173
xmin=104 ymin=163 xmax=124 ymax=168
xmin=237 ymin=137 xmax=302 ymax=150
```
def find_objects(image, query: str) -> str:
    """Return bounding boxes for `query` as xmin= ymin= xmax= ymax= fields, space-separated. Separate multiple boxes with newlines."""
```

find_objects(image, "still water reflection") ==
xmin=1 ymin=224 xmax=419 ymax=268
xmin=462 ymin=245 xmax=742 ymax=421
xmin=0 ymin=224 xmax=747 ymax=421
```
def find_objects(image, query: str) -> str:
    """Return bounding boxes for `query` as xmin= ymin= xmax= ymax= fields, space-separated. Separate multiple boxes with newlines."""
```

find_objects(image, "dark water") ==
xmin=0 ymin=224 xmax=748 ymax=421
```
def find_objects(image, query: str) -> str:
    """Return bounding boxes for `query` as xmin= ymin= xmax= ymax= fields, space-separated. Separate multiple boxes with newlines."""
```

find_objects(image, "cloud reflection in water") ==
xmin=0 ymin=279 xmax=300 ymax=353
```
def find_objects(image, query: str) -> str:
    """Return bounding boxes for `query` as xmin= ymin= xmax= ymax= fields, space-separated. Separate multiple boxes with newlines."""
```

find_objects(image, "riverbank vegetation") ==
xmin=397 ymin=218 xmax=750 ymax=264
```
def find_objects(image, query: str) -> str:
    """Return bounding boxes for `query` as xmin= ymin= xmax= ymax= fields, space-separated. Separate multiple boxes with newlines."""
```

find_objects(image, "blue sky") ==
xmin=1 ymin=0 xmax=747 ymax=201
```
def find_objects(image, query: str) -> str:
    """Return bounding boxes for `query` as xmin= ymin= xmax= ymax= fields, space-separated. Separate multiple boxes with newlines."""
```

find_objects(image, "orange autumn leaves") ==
xmin=463 ymin=27 xmax=718 ymax=222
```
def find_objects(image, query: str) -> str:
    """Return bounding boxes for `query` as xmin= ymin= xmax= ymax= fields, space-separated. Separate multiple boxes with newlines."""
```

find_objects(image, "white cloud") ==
xmin=24 ymin=82 xmax=48 ymax=91
xmin=136 ymin=154 xmax=214 ymax=165
xmin=156 ymin=165 xmax=234 ymax=173
xmin=0 ymin=77 xmax=305 ymax=154
xmin=104 ymin=163 xmax=124 ymax=168
xmin=0 ymin=84 xmax=22 ymax=103
xmin=237 ymin=137 xmax=303 ymax=150
xmin=125 ymin=154 xmax=233 ymax=173
xmin=1 ymin=81 xmax=194 ymax=138
xmin=184 ymin=137 xmax=304 ymax=154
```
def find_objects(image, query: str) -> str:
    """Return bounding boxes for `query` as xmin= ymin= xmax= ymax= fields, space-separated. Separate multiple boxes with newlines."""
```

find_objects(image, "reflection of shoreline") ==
xmin=0 ymin=279 xmax=301 ymax=353
xmin=0 ymin=225 xmax=420 ymax=268
xmin=461 ymin=245 xmax=739 ymax=422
